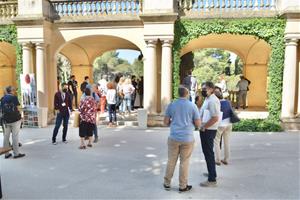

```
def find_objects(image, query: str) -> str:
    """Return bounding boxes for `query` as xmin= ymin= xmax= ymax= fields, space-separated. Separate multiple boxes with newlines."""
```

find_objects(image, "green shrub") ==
xmin=233 ymin=119 xmax=283 ymax=132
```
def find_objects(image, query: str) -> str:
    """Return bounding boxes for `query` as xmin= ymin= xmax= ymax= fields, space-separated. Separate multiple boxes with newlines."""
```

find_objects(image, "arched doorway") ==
xmin=180 ymin=33 xmax=271 ymax=110
xmin=0 ymin=41 xmax=17 ymax=96
xmin=55 ymin=35 xmax=144 ymax=110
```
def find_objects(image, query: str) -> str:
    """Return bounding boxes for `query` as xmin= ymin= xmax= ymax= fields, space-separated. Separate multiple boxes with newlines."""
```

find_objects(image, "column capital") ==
xmin=146 ymin=39 xmax=158 ymax=47
xmin=21 ymin=42 xmax=33 ymax=49
xmin=285 ymin=38 xmax=298 ymax=46
xmin=35 ymin=43 xmax=45 ymax=49
xmin=162 ymin=40 xmax=173 ymax=47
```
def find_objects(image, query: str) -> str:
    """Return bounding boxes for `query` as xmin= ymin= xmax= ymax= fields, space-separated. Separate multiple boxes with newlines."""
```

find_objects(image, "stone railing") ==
xmin=0 ymin=0 xmax=17 ymax=24
xmin=51 ymin=0 xmax=142 ymax=17
xmin=178 ymin=0 xmax=277 ymax=18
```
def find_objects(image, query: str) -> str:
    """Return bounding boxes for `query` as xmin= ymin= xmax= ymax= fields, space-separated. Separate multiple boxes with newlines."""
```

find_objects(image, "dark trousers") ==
xmin=73 ymin=92 xmax=78 ymax=109
xmin=131 ymin=92 xmax=136 ymax=110
xmin=52 ymin=113 xmax=69 ymax=142
xmin=200 ymin=129 xmax=217 ymax=182
xmin=94 ymin=124 xmax=98 ymax=137
xmin=108 ymin=104 xmax=117 ymax=123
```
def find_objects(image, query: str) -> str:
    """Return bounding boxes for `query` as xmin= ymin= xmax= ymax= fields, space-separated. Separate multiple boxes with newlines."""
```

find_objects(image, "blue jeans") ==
xmin=123 ymin=95 xmax=131 ymax=112
xmin=200 ymin=129 xmax=217 ymax=182
xmin=94 ymin=125 xmax=98 ymax=137
xmin=108 ymin=104 xmax=117 ymax=122
xmin=52 ymin=112 xmax=69 ymax=142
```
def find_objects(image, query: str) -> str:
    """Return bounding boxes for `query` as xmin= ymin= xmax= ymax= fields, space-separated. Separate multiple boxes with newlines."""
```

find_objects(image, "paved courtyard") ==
xmin=1 ymin=126 xmax=299 ymax=199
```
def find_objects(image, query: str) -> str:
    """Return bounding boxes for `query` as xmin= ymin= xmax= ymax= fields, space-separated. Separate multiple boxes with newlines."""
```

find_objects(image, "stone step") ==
xmin=281 ymin=118 xmax=300 ymax=131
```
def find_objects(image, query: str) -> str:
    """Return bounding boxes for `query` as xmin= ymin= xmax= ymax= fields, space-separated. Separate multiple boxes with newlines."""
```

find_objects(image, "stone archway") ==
xmin=55 ymin=35 xmax=143 ymax=105
xmin=0 ymin=41 xmax=17 ymax=96
xmin=179 ymin=33 xmax=271 ymax=109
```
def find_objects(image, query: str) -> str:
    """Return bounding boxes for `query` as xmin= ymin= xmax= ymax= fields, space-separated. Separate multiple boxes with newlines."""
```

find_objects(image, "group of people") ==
xmin=52 ymin=74 xmax=144 ymax=149
xmin=163 ymin=76 xmax=240 ymax=191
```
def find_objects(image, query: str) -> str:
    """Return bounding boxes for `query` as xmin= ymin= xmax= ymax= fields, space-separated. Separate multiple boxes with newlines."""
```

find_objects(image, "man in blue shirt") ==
xmin=163 ymin=85 xmax=201 ymax=192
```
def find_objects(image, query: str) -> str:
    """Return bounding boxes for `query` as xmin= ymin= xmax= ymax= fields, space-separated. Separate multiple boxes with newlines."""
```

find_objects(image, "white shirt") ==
xmin=106 ymin=89 xmax=117 ymax=104
xmin=122 ymin=84 xmax=135 ymax=95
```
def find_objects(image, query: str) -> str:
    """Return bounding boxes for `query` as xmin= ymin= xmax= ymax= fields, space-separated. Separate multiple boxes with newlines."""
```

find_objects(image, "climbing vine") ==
xmin=0 ymin=25 xmax=22 ymax=95
xmin=173 ymin=18 xmax=286 ymax=121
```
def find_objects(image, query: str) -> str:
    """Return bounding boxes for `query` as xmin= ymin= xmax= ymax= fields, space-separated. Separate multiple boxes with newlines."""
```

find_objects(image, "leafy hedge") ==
xmin=233 ymin=119 xmax=283 ymax=132
xmin=173 ymin=18 xmax=286 ymax=121
xmin=0 ymin=25 xmax=22 ymax=95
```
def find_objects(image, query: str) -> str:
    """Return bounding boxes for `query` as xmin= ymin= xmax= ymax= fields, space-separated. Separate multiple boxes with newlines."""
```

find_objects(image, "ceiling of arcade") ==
xmin=59 ymin=35 xmax=139 ymax=66
xmin=0 ymin=42 xmax=16 ymax=67
xmin=181 ymin=33 xmax=271 ymax=65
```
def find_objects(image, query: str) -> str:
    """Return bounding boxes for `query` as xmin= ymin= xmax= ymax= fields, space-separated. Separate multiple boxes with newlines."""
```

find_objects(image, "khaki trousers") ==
xmin=164 ymin=138 xmax=194 ymax=189
xmin=214 ymin=124 xmax=232 ymax=163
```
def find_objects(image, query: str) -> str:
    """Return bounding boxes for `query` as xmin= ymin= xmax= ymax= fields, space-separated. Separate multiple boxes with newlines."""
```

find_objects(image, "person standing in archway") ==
xmin=80 ymin=76 xmax=90 ymax=94
xmin=236 ymin=76 xmax=251 ymax=109
xmin=68 ymin=75 xmax=78 ymax=109
xmin=183 ymin=69 xmax=198 ymax=104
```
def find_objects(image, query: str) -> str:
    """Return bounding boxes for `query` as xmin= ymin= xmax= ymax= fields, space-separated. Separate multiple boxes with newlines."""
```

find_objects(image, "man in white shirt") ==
xmin=199 ymin=81 xmax=221 ymax=187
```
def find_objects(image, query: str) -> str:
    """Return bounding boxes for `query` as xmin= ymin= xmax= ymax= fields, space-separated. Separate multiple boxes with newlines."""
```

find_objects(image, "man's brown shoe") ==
xmin=200 ymin=181 xmax=217 ymax=187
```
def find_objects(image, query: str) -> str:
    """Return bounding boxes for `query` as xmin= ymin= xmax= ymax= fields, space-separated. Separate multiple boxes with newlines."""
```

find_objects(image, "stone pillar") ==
xmin=161 ymin=40 xmax=173 ymax=112
xmin=33 ymin=43 xmax=49 ymax=127
xmin=144 ymin=40 xmax=157 ymax=114
xmin=281 ymin=38 xmax=298 ymax=118
xmin=22 ymin=43 xmax=33 ymax=74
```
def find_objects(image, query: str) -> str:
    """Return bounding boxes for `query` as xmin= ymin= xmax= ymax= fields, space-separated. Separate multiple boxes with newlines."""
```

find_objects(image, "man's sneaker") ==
xmin=52 ymin=142 xmax=58 ymax=145
xmin=163 ymin=184 xmax=171 ymax=191
xmin=179 ymin=185 xmax=192 ymax=192
xmin=62 ymin=140 xmax=68 ymax=144
xmin=200 ymin=181 xmax=217 ymax=187
xmin=13 ymin=153 xmax=25 ymax=159
xmin=5 ymin=153 xmax=12 ymax=159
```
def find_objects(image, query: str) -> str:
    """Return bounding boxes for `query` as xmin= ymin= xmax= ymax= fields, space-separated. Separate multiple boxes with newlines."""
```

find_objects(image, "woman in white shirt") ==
xmin=106 ymin=82 xmax=117 ymax=127
xmin=214 ymin=87 xmax=233 ymax=165
xmin=121 ymin=78 xmax=135 ymax=114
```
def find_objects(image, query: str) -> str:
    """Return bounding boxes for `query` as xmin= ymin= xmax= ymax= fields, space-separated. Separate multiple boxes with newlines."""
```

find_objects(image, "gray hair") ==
xmin=178 ymin=85 xmax=189 ymax=97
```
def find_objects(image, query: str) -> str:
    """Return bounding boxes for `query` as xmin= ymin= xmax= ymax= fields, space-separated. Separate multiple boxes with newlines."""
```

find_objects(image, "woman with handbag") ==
xmin=213 ymin=87 xmax=239 ymax=165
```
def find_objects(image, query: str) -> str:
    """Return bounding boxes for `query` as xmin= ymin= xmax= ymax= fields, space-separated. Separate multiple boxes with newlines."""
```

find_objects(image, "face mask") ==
xmin=201 ymin=90 xmax=207 ymax=97
xmin=62 ymin=88 xmax=68 ymax=93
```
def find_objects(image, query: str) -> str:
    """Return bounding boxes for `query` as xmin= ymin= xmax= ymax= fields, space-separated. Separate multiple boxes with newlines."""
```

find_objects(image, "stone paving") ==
xmin=0 ymin=126 xmax=299 ymax=199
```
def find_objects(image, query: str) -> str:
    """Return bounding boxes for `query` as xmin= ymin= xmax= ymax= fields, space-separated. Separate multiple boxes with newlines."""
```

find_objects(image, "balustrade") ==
xmin=178 ymin=0 xmax=276 ymax=13
xmin=0 ymin=1 xmax=17 ymax=20
xmin=51 ymin=0 xmax=142 ymax=17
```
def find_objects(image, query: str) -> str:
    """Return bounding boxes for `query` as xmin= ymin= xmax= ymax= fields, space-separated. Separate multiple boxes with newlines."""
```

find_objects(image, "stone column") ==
xmin=281 ymin=38 xmax=298 ymax=118
xmin=36 ymin=43 xmax=47 ymax=108
xmin=22 ymin=43 xmax=33 ymax=74
xmin=35 ymin=43 xmax=48 ymax=127
xmin=161 ymin=40 xmax=173 ymax=112
xmin=144 ymin=40 xmax=157 ymax=114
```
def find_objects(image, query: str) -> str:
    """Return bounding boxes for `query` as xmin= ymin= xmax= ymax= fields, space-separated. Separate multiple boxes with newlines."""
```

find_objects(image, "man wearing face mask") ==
xmin=199 ymin=81 xmax=221 ymax=187
xmin=52 ymin=83 xmax=73 ymax=145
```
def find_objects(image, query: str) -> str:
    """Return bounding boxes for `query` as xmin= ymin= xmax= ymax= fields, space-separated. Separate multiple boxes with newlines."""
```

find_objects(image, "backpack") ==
xmin=1 ymin=97 xmax=21 ymax=124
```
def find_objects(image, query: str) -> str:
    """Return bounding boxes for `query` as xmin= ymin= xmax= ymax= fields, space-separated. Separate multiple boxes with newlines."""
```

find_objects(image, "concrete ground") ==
xmin=0 ymin=126 xmax=299 ymax=199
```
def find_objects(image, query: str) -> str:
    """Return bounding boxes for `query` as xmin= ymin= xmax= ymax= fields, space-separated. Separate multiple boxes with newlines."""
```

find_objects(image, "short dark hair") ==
xmin=84 ymin=76 xmax=89 ymax=80
xmin=61 ymin=82 xmax=67 ymax=87
xmin=5 ymin=86 xmax=14 ymax=94
xmin=84 ymin=88 xmax=91 ymax=96
xmin=70 ymin=75 xmax=75 ymax=79
xmin=178 ymin=85 xmax=189 ymax=97
xmin=204 ymin=81 xmax=215 ymax=89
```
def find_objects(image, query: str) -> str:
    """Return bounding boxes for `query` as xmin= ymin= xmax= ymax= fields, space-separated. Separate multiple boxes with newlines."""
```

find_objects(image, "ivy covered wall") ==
xmin=0 ymin=25 xmax=22 ymax=94
xmin=173 ymin=18 xmax=286 ymax=120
